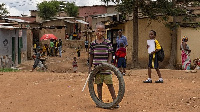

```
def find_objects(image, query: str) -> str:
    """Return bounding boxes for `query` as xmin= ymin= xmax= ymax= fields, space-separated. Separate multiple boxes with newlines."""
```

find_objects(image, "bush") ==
xmin=0 ymin=68 xmax=19 ymax=72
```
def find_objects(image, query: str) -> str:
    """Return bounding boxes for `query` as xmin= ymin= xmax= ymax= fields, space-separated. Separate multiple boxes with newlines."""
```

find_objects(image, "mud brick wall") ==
xmin=63 ymin=40 xmax=84 ymax=49
xmin=0 ymin=55 xmax=14 ymax=69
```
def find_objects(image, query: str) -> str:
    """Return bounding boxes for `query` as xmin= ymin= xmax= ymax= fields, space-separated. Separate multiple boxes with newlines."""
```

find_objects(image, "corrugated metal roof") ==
xmin=76 ymin=20 xmax=89 ymax=24
xmin=0 ymin=23 xmax=18 ymax=25
xmin=7 ymin=16 xmax=36 ymax=23
xmin=4 ymin=18 xmax=26 ymax=23
xmin=0 ymin=26 xmax=19 ymax=29
xmin=64 ymin=20 xmax=75 ymax=23
xmin=98 ymin=13 xmax=118 ymax=18
xmin=56 ymin=17 xmax=75 ymax=19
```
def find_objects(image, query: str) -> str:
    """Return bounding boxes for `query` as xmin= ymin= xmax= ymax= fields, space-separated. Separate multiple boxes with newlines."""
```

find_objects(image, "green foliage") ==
xmin=102 ymin=0 xmax=121 ymax=4
xmin=37 ymin=0 xmax=79 ymax=20
xmin=177 ymin=0 xmax=200 ymax=3
xmin=116 ymin=0 xmax=134 ymax=15
xmin=0 ymin=3 xmax=9 ymax=17
xmin=0 ymin=68 xmax=19 ymax=72
xmin=102 ymin=0 xmax=200 ymax=27
xmin=139 ymin=0 xmax=187 ymax=20
xmin=37 ymin=0 xmax=60 ymax=20
xmin=64 ymin=2 xmax=79 ymax=17
xmin=165 ymin=22 xmax=180 ymax=30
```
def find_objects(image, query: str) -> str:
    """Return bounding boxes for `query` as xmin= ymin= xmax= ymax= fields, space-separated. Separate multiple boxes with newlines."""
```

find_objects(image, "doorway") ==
xmin=12 ymin=37 xmax=16 ymax=64
xmin=107 ymin=29 xmax=120 ymax=53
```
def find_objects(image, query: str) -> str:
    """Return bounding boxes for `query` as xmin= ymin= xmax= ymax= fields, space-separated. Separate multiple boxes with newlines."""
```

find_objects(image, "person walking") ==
xmin=180 ymin=36 xmax=191 ymax=70
xmin=30 ymin=48 xmax=43 ymax=72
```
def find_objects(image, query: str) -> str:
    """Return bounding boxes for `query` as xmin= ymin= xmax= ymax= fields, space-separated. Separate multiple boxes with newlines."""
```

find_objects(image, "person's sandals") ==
xmin=143 ymin=80 xmax=152 ymax=83
xmin=155 ymin=80 xmax=163 ymax=83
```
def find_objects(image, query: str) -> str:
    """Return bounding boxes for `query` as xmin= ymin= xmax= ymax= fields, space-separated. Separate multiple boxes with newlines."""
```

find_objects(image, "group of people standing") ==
xmin=115 ymin=30 xmax=128 ymax=76
xmin=87 ymin=23 xmax=164 ymax=108
xmin=30 ymin=21 xmax=194 ymax=108
xmin=31 ymin=39 xmax=62 ymax=72
xmin=43 ymin=39 xmax=62 ymax=57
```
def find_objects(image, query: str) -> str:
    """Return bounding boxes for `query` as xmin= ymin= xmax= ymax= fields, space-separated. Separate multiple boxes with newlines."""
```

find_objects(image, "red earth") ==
xmin=0 ymin=47 xmax=200 ymax=112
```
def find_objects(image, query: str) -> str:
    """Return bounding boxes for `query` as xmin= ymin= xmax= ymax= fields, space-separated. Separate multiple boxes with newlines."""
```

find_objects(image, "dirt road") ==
xmin=0 ymin=48 xmax=199 ymax=112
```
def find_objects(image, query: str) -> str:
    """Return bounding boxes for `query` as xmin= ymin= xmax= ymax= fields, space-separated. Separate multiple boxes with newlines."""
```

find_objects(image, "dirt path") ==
xmin=0 ymin=47 xmax=200 ymax=112
xmin=19 ymin=47 xmax=89 ymax=73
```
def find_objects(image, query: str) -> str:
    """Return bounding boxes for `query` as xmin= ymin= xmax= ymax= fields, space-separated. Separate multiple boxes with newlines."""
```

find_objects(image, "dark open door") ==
xmin=12 ymin=37 xmax=16 ymax=64
xmin=18 ymin=37 xmax=22 ymax=64
xmin=107 ymin=29 xmax=120 ymax=53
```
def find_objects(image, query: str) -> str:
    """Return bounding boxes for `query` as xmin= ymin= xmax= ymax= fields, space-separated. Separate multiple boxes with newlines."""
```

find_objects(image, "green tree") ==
xmin=37 ymin=0 xmax=60 ymax=20
xmin=64 ymin=2 xmax=79 ymax=17
xmin=37 ymin=1 xmax=79 ymax=20
xmin=0 ymin=3 xmax=9 ymax=17
xmin=139 ymin=0 xmax=200 ymax=69
xmin=102 ymin=0 xmax=200 ymax=69
xmin=102 ymin=0 xmax=144 ymax=68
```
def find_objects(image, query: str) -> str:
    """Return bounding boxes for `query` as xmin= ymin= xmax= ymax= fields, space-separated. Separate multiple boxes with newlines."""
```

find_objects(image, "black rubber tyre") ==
xmin=88 ymin=62 xmax=125 ymax=109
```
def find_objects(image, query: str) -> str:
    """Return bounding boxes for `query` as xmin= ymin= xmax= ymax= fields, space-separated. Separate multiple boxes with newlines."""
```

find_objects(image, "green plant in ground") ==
xmin=0 ymin=68 xmax=20 ymax=72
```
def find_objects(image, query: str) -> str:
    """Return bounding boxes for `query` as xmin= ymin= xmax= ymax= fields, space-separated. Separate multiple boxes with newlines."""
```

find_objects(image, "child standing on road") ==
xmin=72 ymin=57 xmax=78 ymax=73
xmin=42 ymin=44 xmax=47 ymax=56
xmin=115 ymin=43 xmax=126 ymax=75
xmin=85 ymin=39 xmax=89 ymax=52
xmin=50 ymin=39 xmax=54 ymax=56
xmin=77 ymin=47 xmax=80 ymax=58
xmin=89 ymin=22 xmax=118 ymax=108
xmin=143 ymin=30 xmax=163 ymax=83
xmin=58 ymin=39 xmax=62 ymax=57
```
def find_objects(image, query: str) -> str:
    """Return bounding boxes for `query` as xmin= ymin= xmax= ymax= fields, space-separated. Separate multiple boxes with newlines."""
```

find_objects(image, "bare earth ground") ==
xmin=0 ymin=47 xmax=200 ymax=112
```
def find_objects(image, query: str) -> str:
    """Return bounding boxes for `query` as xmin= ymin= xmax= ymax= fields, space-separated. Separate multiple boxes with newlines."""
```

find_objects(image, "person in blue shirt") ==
xmin=115 ymin=30 xmax=128 ymax=69
xmin=116 ymin=30 xmax=128 ymax=49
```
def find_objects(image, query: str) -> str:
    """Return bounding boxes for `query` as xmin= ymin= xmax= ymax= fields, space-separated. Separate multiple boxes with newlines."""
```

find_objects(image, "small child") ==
xmin=115 ymin=43 xmax=126 ymax=75
xmin=77 ymin=47 xmax=80 ymax=58
xmin=72 ymin=57 xmax=78 ymax=73
xmin=85 ymin=40 xmax=89 ymax=52
xmin=193 ymin=58 xmax=200 ymax=70
xmin=143 ymin=30 xmax=163 ymax=83
xmin=89 ymin=22 xmax=118 ymax=108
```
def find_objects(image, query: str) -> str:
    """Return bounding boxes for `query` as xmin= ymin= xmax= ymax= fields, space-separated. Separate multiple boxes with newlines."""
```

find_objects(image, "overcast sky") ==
xmin=1 ymin=0 xmax=112 ymax=16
